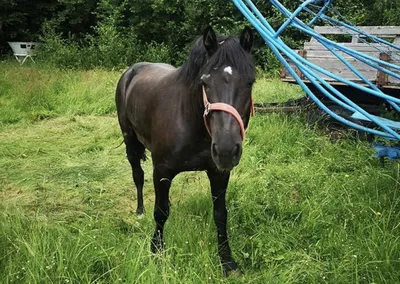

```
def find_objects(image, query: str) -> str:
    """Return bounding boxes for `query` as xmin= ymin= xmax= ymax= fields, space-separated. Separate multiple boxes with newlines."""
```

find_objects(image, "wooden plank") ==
xmin=314 ymin=26 xmax=400 ymax=37
xmin=284 ymin=64 xmax=378 ymax=81
xmin=285 ymin=56 xmax=377 ymax=81
xmin=281 ymin=28 xmax=400 ymax=87
xmin=304 ymin=42 xmax=397 ymax=52
xmin=388 ymin=66 xmax=400 ymax=84
xmin=306 ymin=50 xmax=380 ymax=59
xmin=281 ymin=77 xmax=400 ymax=88
xmin=285 ymin=73 xmax=377 ymax=83
xmin=307 ymin=57 xmax=377 ymax=70
xmin=308 ymin=71 xmax=377 ymax=82
xmin=283 ymin=55 xmax=399 ymax=70
xmin=351 ymin=36 xmax=359 ymax=43
xmin=283 ymin=57 xmax=377 ymax=79
xmin=388 ymin=76 xmax=400 ymax=85
xmin=284 ymin=59 xmax=400 ymax=84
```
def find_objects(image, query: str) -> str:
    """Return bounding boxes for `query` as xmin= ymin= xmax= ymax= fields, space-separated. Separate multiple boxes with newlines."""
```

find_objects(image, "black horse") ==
xmin=116 ymin=26 xmax=255 ymax=274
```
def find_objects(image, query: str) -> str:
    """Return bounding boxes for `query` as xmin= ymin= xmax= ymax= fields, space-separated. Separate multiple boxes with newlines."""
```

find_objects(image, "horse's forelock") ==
xmin=175 ymin=34 xmax=255 ymax=92
xmin=202 ymin=36 xmax=255 ymax=77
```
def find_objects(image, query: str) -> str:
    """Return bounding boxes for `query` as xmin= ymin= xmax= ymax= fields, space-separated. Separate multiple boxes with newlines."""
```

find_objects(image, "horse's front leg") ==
xmin=207 ymin=170 xmax=238 ymax=275
xmin=151 ymin=166 xmax=174 ymax=253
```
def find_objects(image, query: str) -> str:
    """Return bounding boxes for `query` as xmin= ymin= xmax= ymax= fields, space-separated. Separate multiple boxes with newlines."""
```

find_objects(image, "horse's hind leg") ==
xmin=124 ymin=133 xmax=146 ymax=215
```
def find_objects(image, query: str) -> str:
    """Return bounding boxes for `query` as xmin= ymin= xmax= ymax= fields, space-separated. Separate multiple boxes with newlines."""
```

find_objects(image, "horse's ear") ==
xmin=240 ymin=26 xmax=253 ymax=53
xmin=203 ymin=26 xmax=218 ymax=56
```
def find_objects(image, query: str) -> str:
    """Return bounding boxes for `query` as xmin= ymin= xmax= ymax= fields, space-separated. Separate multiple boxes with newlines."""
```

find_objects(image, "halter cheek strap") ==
xmin=202 ymin=86 xmax=254 ymax=141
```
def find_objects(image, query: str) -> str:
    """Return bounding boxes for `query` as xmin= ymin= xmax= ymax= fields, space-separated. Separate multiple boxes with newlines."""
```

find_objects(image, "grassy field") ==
xmin=0 ymin=61 xmax=399 ymax=283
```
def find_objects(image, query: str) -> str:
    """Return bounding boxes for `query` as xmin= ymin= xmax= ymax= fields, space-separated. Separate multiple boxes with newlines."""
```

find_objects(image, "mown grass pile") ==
xmin=0 ymin=61 xmax=399 ymax=283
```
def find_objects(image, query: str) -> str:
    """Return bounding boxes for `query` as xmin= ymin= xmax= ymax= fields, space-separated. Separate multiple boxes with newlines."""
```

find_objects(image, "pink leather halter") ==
xmin=202 ymin=85 xmax=254 ymax=141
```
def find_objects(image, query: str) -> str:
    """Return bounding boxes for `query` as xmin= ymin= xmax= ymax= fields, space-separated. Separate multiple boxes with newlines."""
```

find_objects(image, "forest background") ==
xmin=1 ymin=0 xmax=400 ymax=71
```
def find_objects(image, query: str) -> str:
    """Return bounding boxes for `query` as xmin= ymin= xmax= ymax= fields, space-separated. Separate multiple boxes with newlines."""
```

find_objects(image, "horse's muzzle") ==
xmin=211 ymin=141 xmax=242 ymax=171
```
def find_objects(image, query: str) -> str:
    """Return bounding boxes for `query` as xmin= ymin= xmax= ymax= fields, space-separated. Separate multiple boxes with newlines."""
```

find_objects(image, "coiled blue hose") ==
xmin=233 ymin=0 xmax=400 ymax=140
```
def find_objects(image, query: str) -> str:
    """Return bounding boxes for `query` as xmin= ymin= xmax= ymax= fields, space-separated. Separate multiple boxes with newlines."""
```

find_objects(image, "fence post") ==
xmin=376 ymin=52 xmax=390 ymax=87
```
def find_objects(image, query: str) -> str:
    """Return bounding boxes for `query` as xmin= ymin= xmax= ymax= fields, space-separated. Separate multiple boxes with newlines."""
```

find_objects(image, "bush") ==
xmin=3 ymin=0 xmax=400 ymax=72
xmin=38 ymin=24 xmax=83 ymax=69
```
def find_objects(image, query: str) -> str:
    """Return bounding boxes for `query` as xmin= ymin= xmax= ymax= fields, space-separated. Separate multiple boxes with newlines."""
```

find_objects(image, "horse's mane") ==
xmin=175 ymin=35 xmax=255 ymax=90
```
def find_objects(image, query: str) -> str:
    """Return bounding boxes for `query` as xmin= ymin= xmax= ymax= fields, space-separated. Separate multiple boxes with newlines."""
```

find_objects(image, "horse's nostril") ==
xmin=212 ymin=143 xmax=218 ymax=157
xmin=232 ymin=144 xmax=240 ymax=157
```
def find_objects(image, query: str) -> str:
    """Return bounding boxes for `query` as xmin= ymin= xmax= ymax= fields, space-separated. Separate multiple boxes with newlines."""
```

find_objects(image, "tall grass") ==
xmin=0 ymin=62 xmax=399 ymax=283
xmin=0 ymin=62 xmax=119 ymax=124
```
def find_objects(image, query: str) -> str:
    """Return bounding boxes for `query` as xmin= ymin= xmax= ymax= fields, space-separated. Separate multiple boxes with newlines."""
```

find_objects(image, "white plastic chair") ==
xmin=8 ymin=42 xmax=40 ymax=64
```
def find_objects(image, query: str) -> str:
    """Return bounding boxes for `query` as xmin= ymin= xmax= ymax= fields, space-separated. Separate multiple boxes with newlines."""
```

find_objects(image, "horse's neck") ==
xmin=172 ymin=66 xmax=206 ymax=129
xmin=179 ymin=83 xmax=205 ymax=125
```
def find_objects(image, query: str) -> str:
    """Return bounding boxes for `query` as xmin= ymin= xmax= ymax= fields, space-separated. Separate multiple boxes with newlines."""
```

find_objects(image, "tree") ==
xmin=0 ymin=0 xmax=57 ymax=55
xmin=2 ymin=0 xmax=400 ymax=69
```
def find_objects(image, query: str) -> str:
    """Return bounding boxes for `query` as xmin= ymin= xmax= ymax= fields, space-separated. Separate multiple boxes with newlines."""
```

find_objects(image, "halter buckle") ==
xmin=204 ymin=102 xmax=211 ymax=116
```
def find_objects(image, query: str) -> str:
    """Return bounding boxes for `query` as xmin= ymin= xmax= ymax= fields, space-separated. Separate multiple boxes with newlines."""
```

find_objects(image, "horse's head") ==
xmin=201 ymin=26 xmax=255 ymax=171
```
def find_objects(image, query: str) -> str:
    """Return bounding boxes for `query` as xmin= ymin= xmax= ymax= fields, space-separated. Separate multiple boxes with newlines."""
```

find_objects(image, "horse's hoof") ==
xmin=223 ymin=261 xmax=241 ymax=277
xmin=226 ymin=269 xmax=243 ymax=277
xmin=136 ymin=207 xmax=145 ymax=215
xmin=150 ymin=236 xmax=164 ymax=254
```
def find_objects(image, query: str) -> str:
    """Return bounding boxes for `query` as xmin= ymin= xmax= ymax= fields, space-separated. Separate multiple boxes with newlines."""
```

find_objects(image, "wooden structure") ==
xmin=280 ymin=26 xmax=400 ymax=103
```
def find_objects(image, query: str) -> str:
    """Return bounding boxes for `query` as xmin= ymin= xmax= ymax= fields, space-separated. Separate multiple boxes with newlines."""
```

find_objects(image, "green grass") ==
xmin=0 ymin=61 xmax=399 ymax=283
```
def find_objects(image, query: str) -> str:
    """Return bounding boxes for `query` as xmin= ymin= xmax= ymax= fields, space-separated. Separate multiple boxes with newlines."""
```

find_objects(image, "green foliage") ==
xmin=333 ymin=0 xmax=400 ymax=26
xmin=2 ymin=1 xmax=400 ymax=71
xmin=86 ymin=0 xmax=137 ymax=68
xmin=0 ymin=0 xmax=58 ymax=55
xmin=38 ymin=24 xmax=84 ymax=69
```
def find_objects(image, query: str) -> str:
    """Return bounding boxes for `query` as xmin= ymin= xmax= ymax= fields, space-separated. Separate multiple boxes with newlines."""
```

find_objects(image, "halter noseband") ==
xmin=202 ymin=85 xmax=254 ymax=141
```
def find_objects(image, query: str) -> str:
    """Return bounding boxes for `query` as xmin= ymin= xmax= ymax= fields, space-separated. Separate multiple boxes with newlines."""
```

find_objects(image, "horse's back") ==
xmin=116 ymin=62 xmax=178 ymax=150
xmin=124 ymin=62 xmax=177 ymax=110
xmin=132 ymin=62 xmax=176 ymax=78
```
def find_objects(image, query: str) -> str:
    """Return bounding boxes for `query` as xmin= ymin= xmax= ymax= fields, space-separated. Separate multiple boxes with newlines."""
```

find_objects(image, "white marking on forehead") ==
xmin=224 ymin=66 xmax=233 ymax=75
xmin=201 ymin=74 xmax=211 ymax=80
